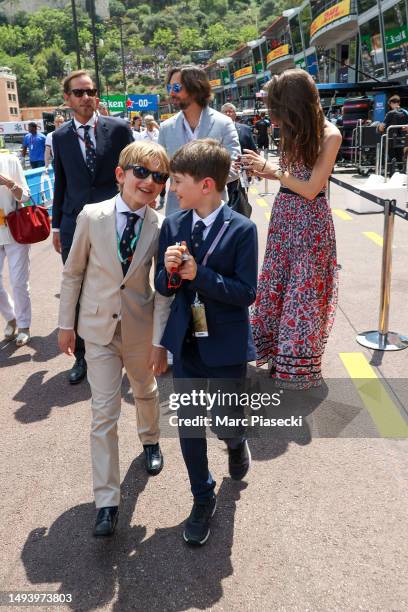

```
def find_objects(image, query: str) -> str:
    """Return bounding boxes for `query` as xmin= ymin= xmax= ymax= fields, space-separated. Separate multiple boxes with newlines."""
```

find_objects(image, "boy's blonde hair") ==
xmin=118 ymin=141 xmax=170 ymax=174
xmin=144 ymin=114 xmax=155 ymax=124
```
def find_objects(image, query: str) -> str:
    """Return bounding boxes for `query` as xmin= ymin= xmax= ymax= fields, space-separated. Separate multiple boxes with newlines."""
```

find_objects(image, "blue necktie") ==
xmin=82 ymin=125 xmax=97 ymax=176
xmin=191 ymin=220 xmax=206 ymax=257
xmin=120 ymin=212 xmax=139 ymax=276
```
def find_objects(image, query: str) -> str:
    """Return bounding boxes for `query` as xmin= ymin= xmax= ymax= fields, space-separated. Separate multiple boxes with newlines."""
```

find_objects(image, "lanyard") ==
xmin=201 ymin=221 xmax=230 ymax=266
xmin=116 ymin=219 xmax=143 ymax=263
xmin=72 ymin=118 xmax=98 ymax=144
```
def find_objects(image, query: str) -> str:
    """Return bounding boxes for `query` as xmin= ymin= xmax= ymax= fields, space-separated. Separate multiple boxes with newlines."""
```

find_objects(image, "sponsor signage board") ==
xmin=127 ymin=94 xmax=159 ymax=112
xmin=0 ymin=120 xmax=44 ymax=135
xmin=267 ymin=44 xmax=290 ymax=65
xmin=233 ymin=66 xmax=253 ymax=80
xmin=209 ymin=79 xmax=222 ymax=87
xmin=100 ymin=94 xmax=126 ymax=112
xmin=310 ymin=0 xmax=351 ymax=38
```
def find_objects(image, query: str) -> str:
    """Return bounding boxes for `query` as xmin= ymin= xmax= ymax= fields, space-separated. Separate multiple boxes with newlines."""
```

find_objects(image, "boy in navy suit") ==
xmin=155 ymin=139 xmax=258 ymax=546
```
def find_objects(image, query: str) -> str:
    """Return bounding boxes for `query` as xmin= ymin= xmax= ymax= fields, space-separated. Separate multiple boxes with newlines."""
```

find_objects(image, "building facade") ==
xmin=206 ymin=0 xmax=408 ymax=108
xmin=0 ymin=67 xmax=21 ymax=122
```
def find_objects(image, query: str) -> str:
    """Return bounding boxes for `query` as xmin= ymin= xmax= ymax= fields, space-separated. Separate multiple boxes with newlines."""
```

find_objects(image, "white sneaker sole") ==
xmin=183 ymin=498 xmax=217 ymax=546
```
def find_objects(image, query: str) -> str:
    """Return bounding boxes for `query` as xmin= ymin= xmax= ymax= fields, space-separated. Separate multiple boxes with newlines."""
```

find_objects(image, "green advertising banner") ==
xmin=255 ymin=61 xmax=264 ymax=74
xmin=100 ymin=94 xmax=126 ymax=112
xmin=384 ymin=25 xmax=408 ymax=50
xmin=221 ymin=69 xmax=230 ymax=85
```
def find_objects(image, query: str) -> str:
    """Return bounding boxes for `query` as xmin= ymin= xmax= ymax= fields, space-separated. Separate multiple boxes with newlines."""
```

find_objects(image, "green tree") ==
xmin=0 ymin=25 xmax=23 ymax=55
xmin=109 ymin=0 xmax=126 ymax=17
xmin=151 ymin=27 xmax=175 ymax=51
xmin=205 ymin=23 xmax=231 ymax=50
xmin=237 ymin=24 xmax=258 ymax=44
xmin=179 ymin=27 xmax=202 ymax=52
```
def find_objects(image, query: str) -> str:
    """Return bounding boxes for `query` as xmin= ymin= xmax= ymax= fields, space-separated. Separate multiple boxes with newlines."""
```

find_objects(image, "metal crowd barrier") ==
xmin=383 ymin=124 xmax=407 ymax=180
xmin=329 ymin=175 xmax=408 ymax=352
xmin=259 ymin=148 xmax=275 ymax=197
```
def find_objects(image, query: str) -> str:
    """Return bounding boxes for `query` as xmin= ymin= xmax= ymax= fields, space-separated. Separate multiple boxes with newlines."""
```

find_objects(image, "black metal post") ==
xmin=71 ymin=0 xmax=81 ymax=69
xmin=90 ymin=0 xmax=101 ymax=94
xmin=119 ymin=20 xmax=127 ymax=96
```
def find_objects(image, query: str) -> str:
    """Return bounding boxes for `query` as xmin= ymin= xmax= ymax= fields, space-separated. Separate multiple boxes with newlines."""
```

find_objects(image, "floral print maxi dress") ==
xmin=250 ymin=156 xmax=338 ymax=389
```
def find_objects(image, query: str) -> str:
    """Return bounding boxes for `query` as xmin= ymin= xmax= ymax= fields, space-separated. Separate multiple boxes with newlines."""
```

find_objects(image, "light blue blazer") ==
xmin=158 ymin=105 xmax=241 ymax=216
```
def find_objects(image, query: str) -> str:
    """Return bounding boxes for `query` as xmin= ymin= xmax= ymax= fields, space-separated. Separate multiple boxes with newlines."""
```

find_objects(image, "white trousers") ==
xmin=0 ymin=243 xmax=31 ymax=328
xmin=86 ymin=323 xmax=160 ymax=508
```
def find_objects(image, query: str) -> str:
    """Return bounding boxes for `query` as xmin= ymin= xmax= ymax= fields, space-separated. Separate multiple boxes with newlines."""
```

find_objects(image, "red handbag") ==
xmin=6 ymin=200 xmax=50 ymax=244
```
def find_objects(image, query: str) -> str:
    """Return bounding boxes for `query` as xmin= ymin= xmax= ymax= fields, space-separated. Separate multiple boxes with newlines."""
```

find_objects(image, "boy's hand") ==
xmin=52 ymin=231 xmax=62 ymax=254
xmin=58 ymin=329 xmax=76 ymax=356
xmin=178 ymin=244 xmax=197 ymax=281
xmin=164 ymin=243 xmax=186 ymax=274
xmin=148 ymin=346 xmax=168 ymax=376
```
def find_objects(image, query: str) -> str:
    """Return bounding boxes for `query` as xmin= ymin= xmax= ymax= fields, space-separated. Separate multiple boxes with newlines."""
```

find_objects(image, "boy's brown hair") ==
xmin=62 ymin=70 xmax=94 ymax=94
xmin=170 ymin=138 xmax=230 ymax=192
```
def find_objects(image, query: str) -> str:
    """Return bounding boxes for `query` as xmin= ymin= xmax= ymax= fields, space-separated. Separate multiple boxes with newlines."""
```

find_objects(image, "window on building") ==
xmin=300 ymin=4 xmax=312 ymax=49
xmin=8 ymin=93 xmax=12 ymax=101
xmin=289 ymin=15 xmax=303 ymax=55
xmin=359 ymin=17 xmax=385 ymax=79
xmin=357 ymin=0 xmax=377 ymax=15
xmin=383 ymin=0 xmax=408 ymax=76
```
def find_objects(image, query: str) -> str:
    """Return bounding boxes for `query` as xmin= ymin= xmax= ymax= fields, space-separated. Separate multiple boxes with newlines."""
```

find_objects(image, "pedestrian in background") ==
xmin=254 ymin=111 xmax=270 ymax=151
xmin=52 ymin=69 xmax=134 ymax=385
xmin=158 ymin=65 xmax=240 ymax=216
xmin=379 ymin=95 xmax=408 ymax=173
xmin=44 ymin=115 xmax=65 ymax=171
xmin=0 ymin=153 xmax=32 ymax=346
xmin=21 ymin=122 xmax=46 ymax=169
xmin=240 ymin=69 xmax=341 ymax=389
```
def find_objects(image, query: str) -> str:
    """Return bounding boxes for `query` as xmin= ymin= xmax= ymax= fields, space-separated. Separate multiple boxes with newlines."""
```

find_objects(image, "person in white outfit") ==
xmin=0 ymin=153 xmax=31 ymax=346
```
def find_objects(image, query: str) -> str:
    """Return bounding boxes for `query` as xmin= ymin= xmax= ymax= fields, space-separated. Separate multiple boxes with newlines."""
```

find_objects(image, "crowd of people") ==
xmin=1 ymin=65 xmax=342 ymax=546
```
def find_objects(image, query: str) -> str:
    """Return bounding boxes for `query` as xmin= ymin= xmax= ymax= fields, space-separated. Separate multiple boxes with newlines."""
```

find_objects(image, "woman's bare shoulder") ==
xmin=323 ymin=120 xmax=342 ymax=143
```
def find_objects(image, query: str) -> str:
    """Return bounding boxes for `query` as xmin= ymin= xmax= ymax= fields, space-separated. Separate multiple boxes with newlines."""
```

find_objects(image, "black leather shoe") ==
xmin=183 ymin=495 xmax=217 ymax=546
xmin=69 ymin=357 xmax=87 ymax=385
xmin=228 ymin=440 xmax=251 ymax=480
xmin=93 ymin=506 xmax=118 ymax=537
xmin=143 ymin=443 xmax=163 ymax=475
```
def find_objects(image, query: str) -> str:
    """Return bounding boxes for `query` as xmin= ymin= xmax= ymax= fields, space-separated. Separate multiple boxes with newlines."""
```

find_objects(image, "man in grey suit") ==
xmin=158 ymin=65 xmax=241 ymax=216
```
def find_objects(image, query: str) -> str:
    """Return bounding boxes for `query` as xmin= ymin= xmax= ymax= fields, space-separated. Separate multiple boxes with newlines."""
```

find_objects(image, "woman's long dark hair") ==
xmin=266 ymin=69 xmax=325 ymax=169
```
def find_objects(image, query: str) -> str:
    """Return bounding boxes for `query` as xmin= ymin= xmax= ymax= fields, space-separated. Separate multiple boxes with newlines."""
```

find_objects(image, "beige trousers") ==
xmin=85 ymin=323 xmax=160 ymax=508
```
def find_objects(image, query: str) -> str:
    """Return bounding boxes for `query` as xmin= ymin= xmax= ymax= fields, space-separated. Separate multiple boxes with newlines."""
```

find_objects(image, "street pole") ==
xmin=71 ymin=0 xmax=81 ymax=69
xmin=89 ymin=0 xmax=101 ymax=95
xmin=119 ymin=20 xmax=127 ymax=98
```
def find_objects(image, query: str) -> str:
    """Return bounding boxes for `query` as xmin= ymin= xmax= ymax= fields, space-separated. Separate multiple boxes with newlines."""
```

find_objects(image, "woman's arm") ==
xmin=279 ymin=122 xmax=342 ymax=200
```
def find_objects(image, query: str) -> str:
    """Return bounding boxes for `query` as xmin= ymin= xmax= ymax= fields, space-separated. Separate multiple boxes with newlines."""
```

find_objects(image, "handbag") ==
xmin=6 ymin=199 xmax=50 ymax=244
xmin=227 ymin=183 xmax=252 ymax=218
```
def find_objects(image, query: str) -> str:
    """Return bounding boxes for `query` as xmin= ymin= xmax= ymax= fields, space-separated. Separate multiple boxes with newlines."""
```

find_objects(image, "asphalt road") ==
xmin=0 ymin=174 xmax=407 ymax=611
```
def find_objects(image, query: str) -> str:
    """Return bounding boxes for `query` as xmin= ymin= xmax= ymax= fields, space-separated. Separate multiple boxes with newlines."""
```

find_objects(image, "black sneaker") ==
xmin=183 ymin=495 xmax=217 ymax=546
xmin=228 ymin=440 xmax=251 ymax=480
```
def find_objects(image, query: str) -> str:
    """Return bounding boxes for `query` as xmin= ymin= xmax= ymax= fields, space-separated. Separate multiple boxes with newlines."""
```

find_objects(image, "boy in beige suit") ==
xmin=58 ymin=141 xmax=171 ymax=536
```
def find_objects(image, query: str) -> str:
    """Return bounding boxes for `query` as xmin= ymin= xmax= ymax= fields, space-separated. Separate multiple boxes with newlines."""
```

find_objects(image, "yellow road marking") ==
xmin=332 ymin=209 xmax=352 ymax=221
xmin=265 ymin=212 xmax=271 ymax=221
xmin=340 ymin=352 xmax=408 ymax=438
xmin=256 ymin=198 xmax=268 ymax=208
xmin=249 ymin=186 xmax=258 ymax=195
xmin=363 ymin=231 xmax=383 ymax=247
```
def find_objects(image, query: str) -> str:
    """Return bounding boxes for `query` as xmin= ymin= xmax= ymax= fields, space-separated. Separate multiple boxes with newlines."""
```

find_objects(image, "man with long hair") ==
xmin=158 ymin=65 xmax=241 ymax=216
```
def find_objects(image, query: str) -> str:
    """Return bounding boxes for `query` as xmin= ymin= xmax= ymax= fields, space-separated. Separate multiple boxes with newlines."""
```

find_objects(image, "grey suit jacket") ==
xmin=158 ymin=105 xmax=241 ymax=216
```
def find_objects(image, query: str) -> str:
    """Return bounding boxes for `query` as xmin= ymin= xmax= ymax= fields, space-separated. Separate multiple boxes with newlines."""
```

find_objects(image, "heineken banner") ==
xmin=100 ymin=95 xmax=126 ymax=112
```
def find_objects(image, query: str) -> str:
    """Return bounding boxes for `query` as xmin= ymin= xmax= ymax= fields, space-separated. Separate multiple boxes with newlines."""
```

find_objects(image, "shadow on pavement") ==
xmin=21 ymin=456 xmax=244 ymax=612
xmin=13 ymin=369 xmax=91 ymax=423
xmin=0 ymin=329 xmax=61 ymax=367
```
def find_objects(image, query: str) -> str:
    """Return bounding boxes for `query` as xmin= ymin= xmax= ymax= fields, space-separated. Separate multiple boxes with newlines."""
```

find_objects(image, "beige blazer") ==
xmin=58 ymin=197 xmax=171 ymax=347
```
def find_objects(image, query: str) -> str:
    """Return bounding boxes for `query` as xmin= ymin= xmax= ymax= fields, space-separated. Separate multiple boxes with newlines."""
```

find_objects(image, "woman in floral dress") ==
xmin=240 ymin=70 xmax=342 ymax=388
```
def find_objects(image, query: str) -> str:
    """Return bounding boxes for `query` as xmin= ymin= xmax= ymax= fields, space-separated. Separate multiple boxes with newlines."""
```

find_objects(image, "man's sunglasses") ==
xmin=69 ymin=88 xmax=98 ymax=98
xmin=124 ymin=165 xmax=169 ymax=185
xmin=166 ymin=83 xmax=183 ymax=94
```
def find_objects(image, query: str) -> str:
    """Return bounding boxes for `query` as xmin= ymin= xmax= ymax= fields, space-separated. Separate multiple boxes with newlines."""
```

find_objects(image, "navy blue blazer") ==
xmin=52 ymin=116 xmax=133 ymax=234
xmin=235 ymin=122 xmax=257 ymax=152
xmin=155 ymin=205 xmax=258 ymax=367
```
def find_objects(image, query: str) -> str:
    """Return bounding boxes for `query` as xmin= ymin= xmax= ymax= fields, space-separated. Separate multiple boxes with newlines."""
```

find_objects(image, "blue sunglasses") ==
xmin=167 ymin=83 xmax=183 ymax=94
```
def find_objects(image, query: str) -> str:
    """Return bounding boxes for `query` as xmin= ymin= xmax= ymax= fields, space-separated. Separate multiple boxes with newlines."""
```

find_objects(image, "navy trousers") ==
xmin=173 ymin=336 xmax=247 ymax=501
